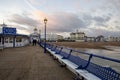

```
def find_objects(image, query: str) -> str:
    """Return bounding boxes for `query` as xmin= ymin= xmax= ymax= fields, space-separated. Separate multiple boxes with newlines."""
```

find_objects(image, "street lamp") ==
xmin=44 ymin=18 xmax=47 ymax=53
xmin=39 ymin=29 xmax=41 ymax=43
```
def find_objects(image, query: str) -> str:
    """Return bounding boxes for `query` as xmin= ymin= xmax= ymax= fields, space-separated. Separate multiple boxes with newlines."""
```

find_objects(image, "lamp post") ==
xmin=44 ymin=18 xmax=47 ymax=53
xmin=39 ymin=29 xmax=41 ymax=43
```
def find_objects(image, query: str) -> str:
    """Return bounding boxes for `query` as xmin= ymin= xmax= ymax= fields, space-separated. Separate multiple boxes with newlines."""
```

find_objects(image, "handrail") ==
xmin=52 ymin=44 xmax=120 ymax=63
xmin=39 ymin=42 xmax=120 ymax=80
xmin=42 ymin=42 xmax=120 ymax=63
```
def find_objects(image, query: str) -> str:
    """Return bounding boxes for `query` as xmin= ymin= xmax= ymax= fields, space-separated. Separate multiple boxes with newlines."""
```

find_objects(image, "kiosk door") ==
xmin=4 ymin=37 xmax=13 ymax=47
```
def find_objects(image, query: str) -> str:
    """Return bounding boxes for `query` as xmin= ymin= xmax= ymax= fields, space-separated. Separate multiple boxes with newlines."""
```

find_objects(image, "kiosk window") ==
xmin=16 ymin=38 xmax=22 ymax=42
xmin=9 ymin=38 xmax=13 ymax=43
xmin=4 ymin=37 xmax=9 ymax=43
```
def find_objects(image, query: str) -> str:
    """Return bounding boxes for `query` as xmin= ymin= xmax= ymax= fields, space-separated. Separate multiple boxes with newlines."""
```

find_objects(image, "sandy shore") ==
xmin=49 ymin=42 xmax=120 ymax=49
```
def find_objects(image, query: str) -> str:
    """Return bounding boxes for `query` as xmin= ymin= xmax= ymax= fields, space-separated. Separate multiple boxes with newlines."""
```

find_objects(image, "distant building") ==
xmin=57 ymin=35 xmax=63 ymax=40
xmin=70 ymin=30 xmax=85 ymax=42
xmin=46 ymin=33 xmax=57 ymax=41
xmin=46 ymin=33 xmax=63 ymax=41
xmin=85 ymin=35 xmax=105 ymax=42
xmin=106 ymin=36 xmax=120 ymax=42
xmin=96 ymin=35 xmax=105 ymax=42
xmin=85 ymin=36 xmax=96 ymax=42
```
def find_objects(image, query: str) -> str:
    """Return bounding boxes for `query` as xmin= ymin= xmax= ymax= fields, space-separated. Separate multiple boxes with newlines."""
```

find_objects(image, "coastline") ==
xmin=50 ymin=42 xmax=120 ymax=50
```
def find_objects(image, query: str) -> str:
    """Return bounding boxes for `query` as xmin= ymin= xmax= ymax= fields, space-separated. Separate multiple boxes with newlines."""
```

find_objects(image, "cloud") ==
xmin=8 ymin=13 xmax=40 ymax=28
xmin=0 ymin=0 xmax=119 ymax=37
xmin=32 ymin=11 xmax=91 ymax=33
xmin=7 ymin=7 xmax=119 ymax=37
xmin=47 ymin=12 xmax=112 ymax=33
xmin=8 ymin=10 xmax=118 ymax=37
xmin=7 ymin=12 xmax=42 ymax=35
xmin=93 ymin=16 xmax=109 ymax=23
xmin=32 ymin=10 xmax=48 ymax=20
xmin=48 ymin=12 xmax=88 ymax=32
xmin=17 ymin=29 xmax=30 ymax=35
xmin=89 ymin=28 xmax=120 ymax=37
xmin=27 ymin=0 xmax=40 ymax=5
xmin=108 ymin=0 xmax=120 ymax=9
xmin=93 ymin=16 xmax=111 ymax=26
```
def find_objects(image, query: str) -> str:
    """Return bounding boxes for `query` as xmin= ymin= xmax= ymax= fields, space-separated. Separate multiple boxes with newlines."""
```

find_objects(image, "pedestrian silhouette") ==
xmin=32 ymin=39 xmax=37 ymax=46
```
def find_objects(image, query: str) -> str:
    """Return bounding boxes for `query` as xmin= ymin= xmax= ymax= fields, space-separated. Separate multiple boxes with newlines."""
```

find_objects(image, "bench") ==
xmin=46 ymin=46 xmax=101 ymax=80
xmin=41 ymin=43 xmax=120 ymax=80
xmin=86 ymin=58 xmax=120 ymax=80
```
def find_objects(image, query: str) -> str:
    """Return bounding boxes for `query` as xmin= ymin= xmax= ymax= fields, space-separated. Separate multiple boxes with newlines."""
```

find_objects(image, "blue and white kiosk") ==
xmin=0 ymin=23 xmax=29 ymax=48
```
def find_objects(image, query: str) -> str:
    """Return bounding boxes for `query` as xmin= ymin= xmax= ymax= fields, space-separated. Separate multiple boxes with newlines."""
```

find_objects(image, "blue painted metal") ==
xmin=46 ymin=44 xmax=52 ymax=49
xmin=76 ymin=54 xmax=93 ymax=69
xmin=39 ymin=42 xmax=120 ymax=80
xmin=60 ymin=52 xmax=69 ymax=59
xmin=0 ymin=33 xmax=28 ymax=37
xmin=13 ymin=36 xmax=16 ymax=47
xmin=86 ymin=62 xmax=120 ymax=80
xmin=62 ymin=49 xmax=72 ymax=59
xmin=55 ymin=47 xmax=62 ymax=54
xmin=56 ymin=47 xmax=63 ymax=54
xmin=49 ymin=45 xmax=53 ymax=49
xmin=3 ymin=27 xmax=16 ymax=35
xmin=51 ymin=46 xmax=57 ymax=51
xmin=68 ymin=55 xmax=88 ymax=68
xmin=67 ymin=49 xmax=73 ymax=58
xmin=44 ymin=23 xmax=46 ymax=53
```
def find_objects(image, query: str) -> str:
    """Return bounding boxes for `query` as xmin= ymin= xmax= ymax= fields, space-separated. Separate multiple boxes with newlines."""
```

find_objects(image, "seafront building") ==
xmin=84 ymin=36 xmax=96 ymax=42
xmin=70 ymin=30 xmax=85 ymax=42
xmin=46 ymin=34 xmax=63 ymax=41
xmin=0 ymin=23 xmax=29 ymax=48
xmin=70 ymin=30 xmax=120 ymax=42
xmin=46 ymin=33 xmax=57 ymax=41
xmin=106 ymin=36 xmax=120 ymax=42
xmin=85 ymin=35 xmax=105 ymax=42
xmin=41 ymin=33 xmax=63 ymax=42
xmin=57 ymin=35 xmax=63 ymax=40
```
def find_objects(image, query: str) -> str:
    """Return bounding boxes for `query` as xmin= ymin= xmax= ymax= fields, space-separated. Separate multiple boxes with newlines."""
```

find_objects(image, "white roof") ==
xmin=30 ymin=32 xmax=39 ymax=36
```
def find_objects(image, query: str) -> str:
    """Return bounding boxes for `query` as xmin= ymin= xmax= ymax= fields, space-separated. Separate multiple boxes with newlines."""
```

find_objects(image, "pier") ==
xmin=0 ymin=45 xmax=74 ymax=80
xmin=0 ymin=43 xmax=120 ymax=80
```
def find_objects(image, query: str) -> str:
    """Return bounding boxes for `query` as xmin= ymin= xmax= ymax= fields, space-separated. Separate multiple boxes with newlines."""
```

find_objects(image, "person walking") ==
xmin=34 ymin=39 xmax=37 ymax=46
xmin=32 ymin=39 xmax=35 ymax=46
xmin=32 ymin=39 xmax=37 ymax=46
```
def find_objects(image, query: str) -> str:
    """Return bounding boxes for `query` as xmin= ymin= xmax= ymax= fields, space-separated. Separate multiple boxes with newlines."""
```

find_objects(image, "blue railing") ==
xmin=39 ymin=42 xmax=120 ymax=80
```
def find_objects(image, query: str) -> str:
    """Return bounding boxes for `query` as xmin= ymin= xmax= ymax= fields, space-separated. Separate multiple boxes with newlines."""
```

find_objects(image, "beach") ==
xmin=50 ymin=42 xmax=120 ymax=49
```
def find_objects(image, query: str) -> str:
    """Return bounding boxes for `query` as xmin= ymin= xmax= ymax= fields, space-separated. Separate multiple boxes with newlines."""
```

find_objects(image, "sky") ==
xmin=0 ymin=0 xmax=120 ymax=37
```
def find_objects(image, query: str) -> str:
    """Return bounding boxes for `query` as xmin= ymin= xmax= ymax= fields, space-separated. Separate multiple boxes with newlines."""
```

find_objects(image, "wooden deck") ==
xmin=0 ymin=45 xmax=74 ymax=80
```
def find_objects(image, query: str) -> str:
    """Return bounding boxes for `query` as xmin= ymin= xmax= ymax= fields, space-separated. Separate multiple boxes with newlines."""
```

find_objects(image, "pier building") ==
xmin=0 ymin=23 xmax=29 ymax=48
xmin=30 ymin=28 xmax=40 ymax=43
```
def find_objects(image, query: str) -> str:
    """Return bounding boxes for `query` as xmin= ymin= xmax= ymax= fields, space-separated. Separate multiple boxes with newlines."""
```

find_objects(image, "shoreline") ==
xmin=49 ymin=42 xmax=120 ymax=50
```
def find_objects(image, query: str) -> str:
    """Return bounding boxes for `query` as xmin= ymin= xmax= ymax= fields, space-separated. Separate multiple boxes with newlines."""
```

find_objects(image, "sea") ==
xmin=74 ymin=46 xmax=120 ymax=73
